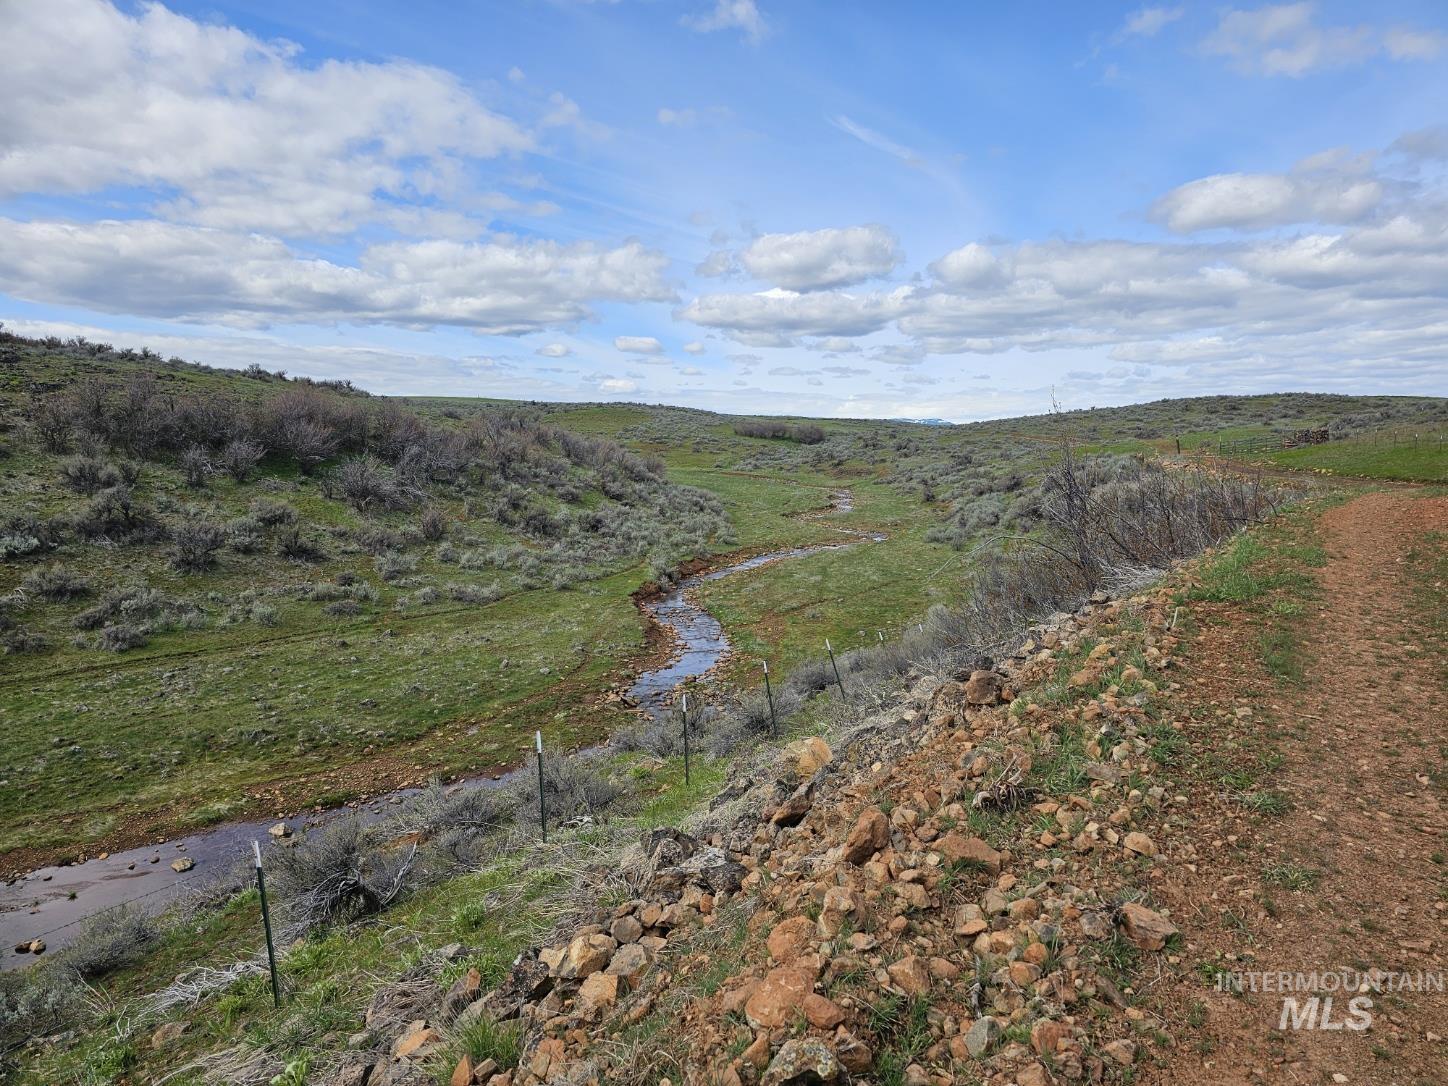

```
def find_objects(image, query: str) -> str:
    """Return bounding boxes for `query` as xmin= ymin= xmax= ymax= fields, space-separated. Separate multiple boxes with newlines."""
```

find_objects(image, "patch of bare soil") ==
xmin=1154 ymin=491 xmax=1448 ymax=1086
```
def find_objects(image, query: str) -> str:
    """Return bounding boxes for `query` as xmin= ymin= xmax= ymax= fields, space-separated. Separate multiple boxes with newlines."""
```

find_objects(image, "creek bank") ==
xmin=1 ymin=494 xmax=877 ymax=963
xmin=326 ymin=580 xmax=1193 ymax=1086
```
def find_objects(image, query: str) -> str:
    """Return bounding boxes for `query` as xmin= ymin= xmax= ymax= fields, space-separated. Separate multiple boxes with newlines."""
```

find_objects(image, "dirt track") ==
xmin=1158 ymin=490 xmax=1448 ymax=1084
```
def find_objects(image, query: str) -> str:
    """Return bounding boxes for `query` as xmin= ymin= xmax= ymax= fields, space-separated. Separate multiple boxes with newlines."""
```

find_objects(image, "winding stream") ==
xmin=1 ymin=490 xmax=877 ymax=964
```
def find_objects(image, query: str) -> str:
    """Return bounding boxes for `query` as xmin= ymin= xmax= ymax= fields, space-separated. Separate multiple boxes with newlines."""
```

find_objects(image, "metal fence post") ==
xmin=826 ymin=638 xmax=847 ymax=699
xmin=763 ymin=661 xmax=777 ymax=738
xmin=536 ymin=730 xmax=547 ymax=843
xmin=681 ymin=691 xmax=690 ymax=785
xmin=252 ymin=840 xmax=282 ymax=1008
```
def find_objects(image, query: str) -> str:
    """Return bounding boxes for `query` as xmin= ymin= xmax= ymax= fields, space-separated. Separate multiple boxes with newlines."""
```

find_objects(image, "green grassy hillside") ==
xmin=2 ymin=329 xmax=1444 ymax=864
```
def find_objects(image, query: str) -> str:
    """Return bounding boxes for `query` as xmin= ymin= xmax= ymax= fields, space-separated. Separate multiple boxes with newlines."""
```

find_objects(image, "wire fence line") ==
xmin=1215 ymin=426 xmax=1447 ymax=457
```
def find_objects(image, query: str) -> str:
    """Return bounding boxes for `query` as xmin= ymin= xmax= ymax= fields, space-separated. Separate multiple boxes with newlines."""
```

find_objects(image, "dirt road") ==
xmin=1159 ymin=491 xmax=1448 ymax=1085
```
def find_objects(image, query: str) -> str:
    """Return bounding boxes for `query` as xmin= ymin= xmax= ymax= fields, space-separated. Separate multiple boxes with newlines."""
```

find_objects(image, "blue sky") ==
xmin=2 ymin=1 xmax=1446 ymax=420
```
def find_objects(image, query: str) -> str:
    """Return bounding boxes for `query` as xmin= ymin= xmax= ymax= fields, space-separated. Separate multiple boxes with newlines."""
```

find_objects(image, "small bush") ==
xmin=99 ymin=623 xmax=149 ymax=652
xmin=1 ymin=627 xmax=50 ymax=655
xmin=0 ymin=966 xmax=83 ymax=1055
xmin=0 ymin=533 xmax=44 ymax=559
xmin=219 ymin=437 xmax=265 ymax=482
xmin=180 ymin=444 xmax=211 ymax=488
xmin=250 ymin=498 xmax=297 ymax=527
xmin=74 ymin=585 xmax=198 ymax=632
xmin=375 ymin=551 xmax=418 ymax=582
xmin=419 ymin=507 xmax=448 ymax=541
xmin=447 ymin=583 xmax=500 ymax=605
xmin=278 ymin=526 xmax=325 ymax=562
xmin=324 ymin=599 xmax=361 ymax=617
xmin=268 ymin=818 xmax=416 ymax=933
xmin=332 ymin=455 xmax=414 ymax=511
xmin=72 ymin=485 xmax=160 ymax=542
xmin=20 ymin=563 xmax=92 ymax=601
xmin=58 ymin=906 xmax=160 ymax=980
xmin=355 ymin=526 xmax=405 ymax=555
xmin=227 ymin=601 xmax=279 ymax=627
xmin=168 ymin=520 xmax=224 ymax=572
xmin=60 ymin=455 xmax=107 ymax=494
xmin=226 ymin=515 xmax=265 ymax=553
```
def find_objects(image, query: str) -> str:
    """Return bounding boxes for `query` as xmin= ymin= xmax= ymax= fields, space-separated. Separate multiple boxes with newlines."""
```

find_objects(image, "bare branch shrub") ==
xmin=268 ymin=819 xmax=418 ymax=934
xmin=332 ymin=455 xmax=415 ymax=511
xmin=71 ymin=485 xmax=161 ymax=543
xmin=20 ymin=563 xmax=92 ymax=601
xmin=180 ymin=444 xmax=211 ymax=488
xmin=56 ymin=905 xmax=161 ymax=980
xmin=169 ymin=520 xmax=224 ymax=573
xmin=219 ymin=438 xmax=265 ymax=482
xmin=419 ymin=507 xmax=448 ymax=541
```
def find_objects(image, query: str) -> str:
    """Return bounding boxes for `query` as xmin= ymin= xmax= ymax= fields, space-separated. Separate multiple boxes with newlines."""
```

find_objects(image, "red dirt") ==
xmin=1152 ymin=490 xmax=1448 ymax=1084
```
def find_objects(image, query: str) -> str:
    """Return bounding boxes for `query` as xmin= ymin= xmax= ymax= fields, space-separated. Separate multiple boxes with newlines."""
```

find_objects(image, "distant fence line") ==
xmin=1215 ymin=426 xmax=1446 ymax=457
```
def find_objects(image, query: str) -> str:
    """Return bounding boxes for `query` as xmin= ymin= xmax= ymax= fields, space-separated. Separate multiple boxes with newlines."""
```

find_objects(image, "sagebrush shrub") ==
xmin=249 ymin=497 xmax=297 ymax=527
xmin=20 ymin=563 xmax=91 ymax=601
xmin=419 ymin=507 xmax=448 ymax=541
xmin=219 ymin=437 xmax=265 ymax=482
xmin=333 ymin=455 xmax=414 ymax=510
xmin=98 ymin=623 xmax=148 ymax=652
xmin=71 ymin=485 xmax=159 ymax=542
xmin=225 ymin=515 xmax=265 ymax=553
xmin=168 ymin=520 xmax=224 ymax=572
xmin=179 ymin=444 xmax=210 ymax=488
xmin=1 ymin=627 xmax=49 ymax=654
xmin=374 ymin=551 xmax=417 ymax=582
xmin=278 ymin=526 xmax=325 ymax=562
xmin=57 ymin=906 xmax=160 ymax=980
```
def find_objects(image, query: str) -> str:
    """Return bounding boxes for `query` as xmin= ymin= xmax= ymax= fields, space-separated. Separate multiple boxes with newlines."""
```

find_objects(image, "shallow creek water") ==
xmin=1 ymin=491 xmax=877 ymax=963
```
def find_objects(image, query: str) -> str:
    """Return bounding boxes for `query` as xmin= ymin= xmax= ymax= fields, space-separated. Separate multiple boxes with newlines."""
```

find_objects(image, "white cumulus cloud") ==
xmin=0 ymin=0 xmax=534 ymax=237
xmin=739 ymin=225 xmax=902 ymax=291
xmin=1150 ymin=169 xmax=1382 ymax=232
xmin=0 ymin=218 xmax=674 ymax=334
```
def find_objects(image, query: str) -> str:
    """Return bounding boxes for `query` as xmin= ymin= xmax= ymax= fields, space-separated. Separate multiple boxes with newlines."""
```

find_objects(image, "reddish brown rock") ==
xmin=886 ymin=955 xmax=931 ymax=997
xmin=963 ymin=670 xmax=1006 ymax=705
xmin=393 ymin=1026 xmax=441 ymax=1059
xmin=1118 ymin=902 xmax=1178 ymax=951
xmin=768 ymin=915 xmax=817 ymax=961
xmin=842 ymin=808 xmax=890 ymax=865
xmin=745 ymin=966 xmax=814 ymax=1029
xmin=1030 ymin=1018 xmax=1072 ymax=1055
xmin=802 ymin=992 xmax=846 ymax=1029
xmin=934 ymin=833 xmax=1002 ymax=874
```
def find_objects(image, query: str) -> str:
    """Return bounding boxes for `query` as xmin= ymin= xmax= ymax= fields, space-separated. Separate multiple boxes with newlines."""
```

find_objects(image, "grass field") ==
xmin=3 ymin=334 xmax=1446 ymax=866
xmin=1265 ymin=437 xmax=1448 ymax=482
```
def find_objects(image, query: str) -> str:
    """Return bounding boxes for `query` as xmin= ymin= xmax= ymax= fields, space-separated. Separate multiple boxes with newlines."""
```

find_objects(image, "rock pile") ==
xmin=331 ymin=586 xmax=1190 ymax=1086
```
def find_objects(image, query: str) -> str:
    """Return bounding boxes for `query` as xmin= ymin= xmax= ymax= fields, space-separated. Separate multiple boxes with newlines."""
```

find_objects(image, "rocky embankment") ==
xmin=331 ymin=581 xmax=1191 ymax=1086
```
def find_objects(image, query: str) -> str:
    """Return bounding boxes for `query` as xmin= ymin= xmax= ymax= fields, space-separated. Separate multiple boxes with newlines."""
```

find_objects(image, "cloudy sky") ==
xmin=2 ymin=1 xmax=1446 ymax=421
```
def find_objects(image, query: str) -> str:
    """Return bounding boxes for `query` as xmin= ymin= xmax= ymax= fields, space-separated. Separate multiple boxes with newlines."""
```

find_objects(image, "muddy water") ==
xmin=1 ymin=491 xmax=875 ymax=964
